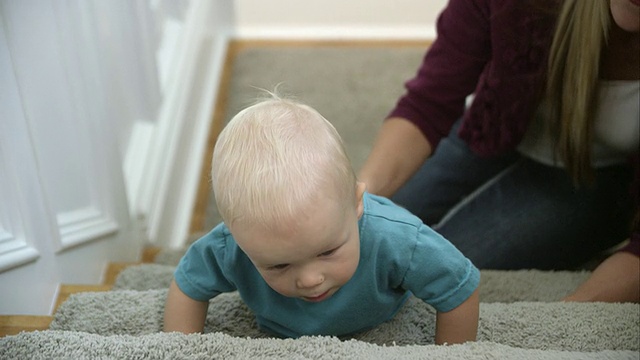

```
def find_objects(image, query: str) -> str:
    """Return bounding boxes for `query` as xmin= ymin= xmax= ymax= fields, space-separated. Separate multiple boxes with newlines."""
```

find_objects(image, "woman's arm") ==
xmin=358 ymin=117 xmax=432 ymax=197
xmin=434 ymin=288 xmax=480 ymax=345
xmin=563 ymin=248 xmax=640 ymax=303
xmin=358 ymin=0 xmax=493 ymax=197
xmin=163 ymin=279 xmax=209 ymax=333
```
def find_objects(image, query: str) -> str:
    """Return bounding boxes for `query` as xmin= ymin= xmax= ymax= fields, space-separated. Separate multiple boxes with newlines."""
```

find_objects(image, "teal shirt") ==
xmin=174 ymin=193 xmax=480 ymax=338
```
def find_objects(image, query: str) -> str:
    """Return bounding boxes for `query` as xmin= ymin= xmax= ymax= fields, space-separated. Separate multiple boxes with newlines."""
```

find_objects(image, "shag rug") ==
xmin=1 ymin=263 xmax=638 ymax=359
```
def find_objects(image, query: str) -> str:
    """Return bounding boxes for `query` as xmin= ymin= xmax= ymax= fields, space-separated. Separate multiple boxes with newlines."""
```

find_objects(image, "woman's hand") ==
xmin=563 ymin=247 xmax=639 ymax=303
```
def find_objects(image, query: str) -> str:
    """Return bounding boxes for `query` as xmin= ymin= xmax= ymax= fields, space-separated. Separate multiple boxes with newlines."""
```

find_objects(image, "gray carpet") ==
xmin=1 ymin=264 xmax=638 ymax=359
xmin=2 ymin=46 xmax=639 ymax=359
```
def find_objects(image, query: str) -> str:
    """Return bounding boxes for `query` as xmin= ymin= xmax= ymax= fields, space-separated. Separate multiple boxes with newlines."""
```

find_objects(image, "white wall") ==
xmin=232 ymin=0 xmax=447 ymax=39
xmin=0 ymin=0 xmax=146 ymax=315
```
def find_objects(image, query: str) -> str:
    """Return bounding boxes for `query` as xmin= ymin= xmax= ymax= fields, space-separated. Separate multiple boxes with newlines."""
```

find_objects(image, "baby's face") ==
xmin=232 ymin=190 xmax=364 ymax=302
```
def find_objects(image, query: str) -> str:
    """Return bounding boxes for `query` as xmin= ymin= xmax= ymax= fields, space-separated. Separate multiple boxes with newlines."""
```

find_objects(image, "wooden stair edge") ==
xmin=141 ymin=245 xmax=162 ymax=264
xmin=0 ymin=315 xmax=53 ymax=337
xmin=53 ymin=284 xmax=113 ymax=314
xmin=103 ymin=261 xmax=140 ymax=286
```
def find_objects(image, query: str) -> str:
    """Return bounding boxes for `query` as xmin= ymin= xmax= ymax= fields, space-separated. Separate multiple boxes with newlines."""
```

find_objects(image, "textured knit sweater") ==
xmin=388 ymin=0 xmax=558 ymax=156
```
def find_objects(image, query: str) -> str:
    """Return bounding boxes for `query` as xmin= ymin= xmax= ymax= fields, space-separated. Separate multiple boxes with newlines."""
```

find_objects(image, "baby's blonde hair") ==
xmin=211 ymin=95 xmax=357 ymax=230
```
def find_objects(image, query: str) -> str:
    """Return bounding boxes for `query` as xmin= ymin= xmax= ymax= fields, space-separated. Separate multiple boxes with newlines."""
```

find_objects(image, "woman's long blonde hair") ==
xmin=545 ymin=0 xmax=610 ymax=184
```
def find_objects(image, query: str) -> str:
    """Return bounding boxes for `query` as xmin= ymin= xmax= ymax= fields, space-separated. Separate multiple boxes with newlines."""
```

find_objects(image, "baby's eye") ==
xmin=319 ymin=247 xmax=338 ymax=257
xmin=269 ymin=264 xmax=289 ymax=270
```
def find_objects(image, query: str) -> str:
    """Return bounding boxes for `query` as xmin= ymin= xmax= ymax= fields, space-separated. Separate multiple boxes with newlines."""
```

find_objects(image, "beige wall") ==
xmin=232 ymin=0 xmax=448 ymax=39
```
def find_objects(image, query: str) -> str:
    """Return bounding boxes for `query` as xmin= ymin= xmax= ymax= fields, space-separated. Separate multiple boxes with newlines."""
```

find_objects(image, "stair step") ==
xmin=141 ymin=246 xmax=162 ymax=263
xmin=0 ymin=247 xmax=159 ymax=337
xmin=102 ymin=245 xmax=162 ymax=285
xmin=54 ymin=284 xmax=112 ymax=313
xmin=1 ymin=246 xmax=163 ymax=337
xmin=104 ymin=262 xmax=139 ymax=286
xmin=0 ymin=315 xmax=53 ymax=337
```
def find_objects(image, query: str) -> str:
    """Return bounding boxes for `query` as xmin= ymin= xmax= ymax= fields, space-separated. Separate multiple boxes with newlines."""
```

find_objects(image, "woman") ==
xmin=359 ymin=0 xmax=639 ymax=301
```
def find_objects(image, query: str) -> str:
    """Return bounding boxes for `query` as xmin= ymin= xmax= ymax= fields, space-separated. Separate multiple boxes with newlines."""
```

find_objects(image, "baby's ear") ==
xmin=355 ymin=182 xmax=366 ymax=218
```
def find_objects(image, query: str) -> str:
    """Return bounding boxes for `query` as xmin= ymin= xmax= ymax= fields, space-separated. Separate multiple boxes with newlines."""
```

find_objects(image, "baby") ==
xmin=163 ymin=95 xmax=480 ymax=344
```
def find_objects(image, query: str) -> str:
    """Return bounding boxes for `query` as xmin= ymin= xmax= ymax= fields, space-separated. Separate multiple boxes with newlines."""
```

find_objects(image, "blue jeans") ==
xmin=392 ymin=120 xmax=634 ymax=270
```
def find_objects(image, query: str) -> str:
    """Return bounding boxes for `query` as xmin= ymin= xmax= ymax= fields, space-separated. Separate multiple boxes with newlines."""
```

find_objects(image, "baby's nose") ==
xmin=296 ymin=270 xmax=324 ymax=289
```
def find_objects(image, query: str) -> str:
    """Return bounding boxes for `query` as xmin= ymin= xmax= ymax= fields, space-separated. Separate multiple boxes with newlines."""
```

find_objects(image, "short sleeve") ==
xmin=401 ymin=224 xmax=480 ymax=312
xmin=173 ymin=228 xmax=237 ymax=301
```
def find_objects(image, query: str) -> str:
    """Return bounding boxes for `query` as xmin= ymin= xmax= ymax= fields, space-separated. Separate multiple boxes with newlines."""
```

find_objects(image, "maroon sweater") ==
xmin=389 ymin=0 xmax=557 ymax=155
xmin=388 ymin=0 xmax=639 ymax=255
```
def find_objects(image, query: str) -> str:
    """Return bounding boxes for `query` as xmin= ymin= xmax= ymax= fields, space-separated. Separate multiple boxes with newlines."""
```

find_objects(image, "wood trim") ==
xmin=140 ymin=246 xmax=162 ymax=263
xmin=103 ymin=262 xmax=139 ymax=286
xmin=0 ymin=315 xmax=53 ymax=337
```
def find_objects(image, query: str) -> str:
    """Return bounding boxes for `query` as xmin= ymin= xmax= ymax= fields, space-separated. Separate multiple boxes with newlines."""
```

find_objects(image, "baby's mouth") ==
xmin=302 ymin=289 xmax=331 ymax=302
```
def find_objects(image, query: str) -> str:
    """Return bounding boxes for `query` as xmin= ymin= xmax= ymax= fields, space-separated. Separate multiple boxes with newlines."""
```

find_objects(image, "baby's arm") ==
xmin=434 ymin=288 xmax=479 ymax=345
xmin=163 ymin=279 xmax=209 ymax=333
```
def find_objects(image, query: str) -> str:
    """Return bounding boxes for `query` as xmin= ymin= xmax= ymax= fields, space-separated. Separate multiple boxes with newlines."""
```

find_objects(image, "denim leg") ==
xmin=434 ymin=158 xmax=634 ymax=270
xmin=391 ymin=119 xmax=519 ymax=226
